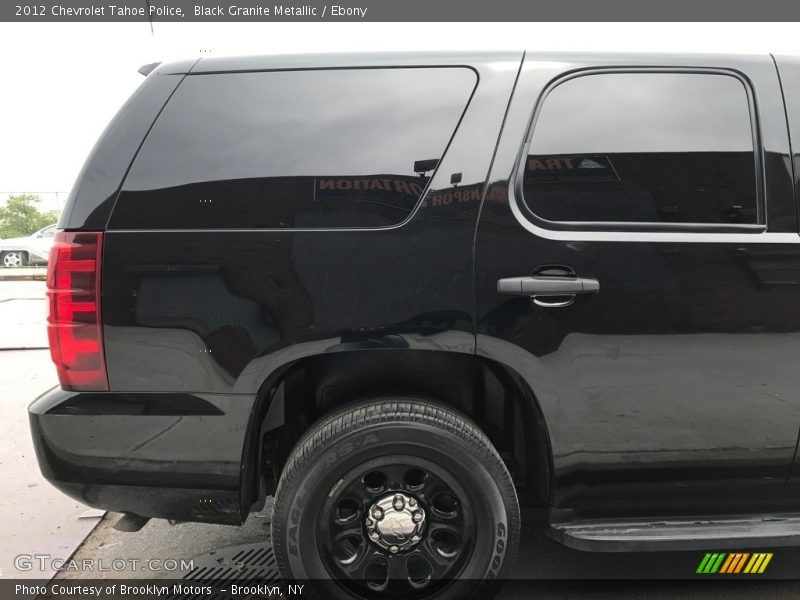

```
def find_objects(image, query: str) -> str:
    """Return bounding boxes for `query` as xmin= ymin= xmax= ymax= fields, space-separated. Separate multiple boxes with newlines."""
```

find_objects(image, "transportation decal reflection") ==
xmin=523 ymin=151 xmax=758 ymax=225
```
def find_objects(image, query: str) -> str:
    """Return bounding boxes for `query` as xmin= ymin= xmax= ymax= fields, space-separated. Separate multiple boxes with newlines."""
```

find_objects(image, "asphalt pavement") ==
xmin=0 ymin=278 xmax=104 ymax=580
xmin=0 ymin=279 xmax=48 ymax=349
xmin=1 ymin=277 xmax=799 ymax=596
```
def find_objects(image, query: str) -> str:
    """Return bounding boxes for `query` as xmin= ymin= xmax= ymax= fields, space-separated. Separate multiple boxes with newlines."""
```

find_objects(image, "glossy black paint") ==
xmin=775 ymin=55 xmax=800 ymax=495
xmin=99 ymin=54 xmax=519 ymax=394
xmin=32 ymin=52 xmax=800 ymax=530
xmin=476 ymin=53 xmax=800 ymax=519
xmin=35 ymin=52 xmax=523 ymax=524
xmin=29 ymin=386 xmax=254 ymax=522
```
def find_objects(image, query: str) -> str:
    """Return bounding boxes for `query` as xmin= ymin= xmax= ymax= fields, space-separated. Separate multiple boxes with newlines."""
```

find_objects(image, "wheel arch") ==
xmin=239 ymin=349 xmax=554 ymax=517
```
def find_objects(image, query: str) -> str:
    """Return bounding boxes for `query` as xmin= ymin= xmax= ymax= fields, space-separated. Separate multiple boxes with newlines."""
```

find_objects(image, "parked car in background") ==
xmin=0 ymin=224 xmax=56 ymax=267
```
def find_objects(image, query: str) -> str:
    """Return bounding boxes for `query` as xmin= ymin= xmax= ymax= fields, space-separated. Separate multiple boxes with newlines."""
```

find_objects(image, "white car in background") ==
xmin=0 ymin=224 xmax=57 ymax=267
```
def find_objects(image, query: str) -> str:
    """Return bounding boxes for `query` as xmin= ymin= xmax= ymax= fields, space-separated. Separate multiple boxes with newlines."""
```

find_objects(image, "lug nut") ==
xmin=371 ymin=507 xmax=383 ymax=520
xmin=393 ymin=495 xmax=405 ymax=511
xmin=412 ymin=510 xmax=423 ymax=523
xmin=365 ymin=518 xmax=374 ymax=527
xmin=408 ymin=498 xmax=417 ymax=507
xmin=389 ymin=545 xmax=399 ymax=554
xmin=411 ymin=534 xmax=421 ymax=544
xmin=370 ymin=531 xmax=380 ymax=541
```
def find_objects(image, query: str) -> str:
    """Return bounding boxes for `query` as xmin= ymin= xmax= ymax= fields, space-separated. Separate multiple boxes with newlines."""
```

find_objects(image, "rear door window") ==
xmin=521 ymin=72 xmax=759 ymax=227
xmin=110 ymin=68 xmax=476 ymax=229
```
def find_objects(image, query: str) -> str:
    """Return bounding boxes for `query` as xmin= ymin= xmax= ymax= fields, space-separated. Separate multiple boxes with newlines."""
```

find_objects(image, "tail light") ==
xmin=47 ymin=231 xmax=108 ymax=391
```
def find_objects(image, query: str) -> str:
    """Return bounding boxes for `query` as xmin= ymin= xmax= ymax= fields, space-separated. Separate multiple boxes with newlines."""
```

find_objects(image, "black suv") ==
xmin=30 ymin=52 xmax=800 ymax=597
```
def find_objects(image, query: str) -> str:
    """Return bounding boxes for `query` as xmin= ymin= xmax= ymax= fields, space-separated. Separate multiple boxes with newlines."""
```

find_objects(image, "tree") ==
xmin=0 ymin=194 xmax=57 ymax=239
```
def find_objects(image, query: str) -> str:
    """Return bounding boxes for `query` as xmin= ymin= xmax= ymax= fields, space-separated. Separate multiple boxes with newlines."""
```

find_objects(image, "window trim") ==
xmin=512 ymin=67 xmax=767 ymax=236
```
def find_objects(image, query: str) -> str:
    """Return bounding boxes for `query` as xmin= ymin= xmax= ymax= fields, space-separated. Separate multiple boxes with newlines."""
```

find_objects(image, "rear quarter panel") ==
xmin=100 ymin=56 xmax=522 ymax=395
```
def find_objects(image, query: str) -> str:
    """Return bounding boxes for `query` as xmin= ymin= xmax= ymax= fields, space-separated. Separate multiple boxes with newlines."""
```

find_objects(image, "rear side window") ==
xmin=110 ymin=68 xmax=476 ymax=229
xmin=522 ymin=72 xmax=758 ymax=226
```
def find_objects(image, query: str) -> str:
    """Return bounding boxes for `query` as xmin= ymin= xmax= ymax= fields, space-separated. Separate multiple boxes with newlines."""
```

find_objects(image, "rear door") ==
xmin=775 ymin=55 xmax=800 ymax=495
xmin=476 ymin=54 xmax=800 ymax=518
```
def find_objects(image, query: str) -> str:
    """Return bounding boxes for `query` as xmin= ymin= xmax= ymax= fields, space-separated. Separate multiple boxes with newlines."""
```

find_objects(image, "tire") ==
xmin=271 ymin=397 xmax=520 ymax=600
xmin=1 ymin=251 xmax=27 ymax=268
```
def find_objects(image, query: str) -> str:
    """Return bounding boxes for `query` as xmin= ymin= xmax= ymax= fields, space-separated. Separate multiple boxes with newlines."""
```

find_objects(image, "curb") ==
xmin=0 ymin=271 xmax=47 ymax=281
xmin=0 ymin=347 xmax=49 ymax=351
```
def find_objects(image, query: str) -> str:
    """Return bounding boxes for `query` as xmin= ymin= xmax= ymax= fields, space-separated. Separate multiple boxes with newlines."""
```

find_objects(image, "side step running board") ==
xmin=549 ymin=514 xmax=800 ymax=552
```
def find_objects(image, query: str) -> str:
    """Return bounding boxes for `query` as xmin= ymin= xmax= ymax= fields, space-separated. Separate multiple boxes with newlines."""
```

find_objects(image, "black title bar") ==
xmin=4 ymin=0 xmax=800 ymax=22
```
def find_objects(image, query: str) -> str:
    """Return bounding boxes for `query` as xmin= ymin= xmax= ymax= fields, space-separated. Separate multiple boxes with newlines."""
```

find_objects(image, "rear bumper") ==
xmin=28 ymin=386 xmax=257 ymax=524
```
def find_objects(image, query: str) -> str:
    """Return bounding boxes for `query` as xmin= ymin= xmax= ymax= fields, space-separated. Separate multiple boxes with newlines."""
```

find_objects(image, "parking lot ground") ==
xmin=50 ymin=506 xmax=800 ymax=595
xmin=0 ymin=281 xmax=103 ymax=579
xmin=0 ymin=281 xmax=47 ymax=349
xmin=51 ymin=503 xmax=275 ymax=580
xmin=0 ymin=267 xmax=47 ymax=282
xmin=0 ymin=350 xmax=103 ymax=580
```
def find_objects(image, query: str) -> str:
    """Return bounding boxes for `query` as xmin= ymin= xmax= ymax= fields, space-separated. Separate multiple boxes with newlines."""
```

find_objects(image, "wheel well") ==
xmin=243 ymin=350 xmax=552 ymax=514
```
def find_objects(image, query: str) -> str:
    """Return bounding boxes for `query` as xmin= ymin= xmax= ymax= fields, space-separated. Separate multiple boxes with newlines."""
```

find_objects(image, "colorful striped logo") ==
xmin=696 ymin=552 xmax=773 ymax=574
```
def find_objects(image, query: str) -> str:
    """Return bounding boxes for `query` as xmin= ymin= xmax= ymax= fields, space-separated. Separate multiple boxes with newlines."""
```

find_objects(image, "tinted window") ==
xmin=775 ymin=57 xmax=800 ymax=211
xmin=110 ymin=68 xmax=476 ymax=229
xmin=522 ymin=73 xmax=758 ymax=225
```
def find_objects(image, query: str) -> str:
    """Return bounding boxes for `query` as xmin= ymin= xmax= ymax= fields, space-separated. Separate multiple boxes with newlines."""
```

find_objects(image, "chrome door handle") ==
xmin=497 ymin=275 xmax=599 ymax=307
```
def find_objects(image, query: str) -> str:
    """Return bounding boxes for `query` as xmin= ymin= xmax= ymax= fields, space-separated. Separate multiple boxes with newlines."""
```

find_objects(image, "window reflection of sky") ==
xmin=124 ymin=68 xmax=477 ymax=191
xmin=531 ymin=73 xmax=754 ymax=154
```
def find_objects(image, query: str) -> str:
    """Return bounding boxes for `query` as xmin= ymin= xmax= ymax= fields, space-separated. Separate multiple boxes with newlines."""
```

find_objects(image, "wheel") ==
xmin=271 ymin=397 xmax=520 ymax=600
xmin=1 ymin=251 xmax=27 ymax=268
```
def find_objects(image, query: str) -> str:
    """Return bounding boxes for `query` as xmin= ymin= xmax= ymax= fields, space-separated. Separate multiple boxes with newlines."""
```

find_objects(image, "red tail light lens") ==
xmin=47 ymin=231 xmax=108 ymax=391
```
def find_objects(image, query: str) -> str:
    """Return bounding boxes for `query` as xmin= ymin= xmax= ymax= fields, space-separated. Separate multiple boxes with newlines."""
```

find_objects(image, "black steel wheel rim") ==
xmin=317 ymin=455 xmax=477 ymax=598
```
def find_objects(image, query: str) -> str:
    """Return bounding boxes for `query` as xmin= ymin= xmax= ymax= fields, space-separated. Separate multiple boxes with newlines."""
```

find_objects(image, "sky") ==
xmin=0 ymin=22 xmax=799 ymax=214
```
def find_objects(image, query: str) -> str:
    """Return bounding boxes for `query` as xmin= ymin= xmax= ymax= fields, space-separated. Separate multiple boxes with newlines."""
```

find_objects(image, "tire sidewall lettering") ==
xmin=488 ymin=521 xmax=507 ymax=578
